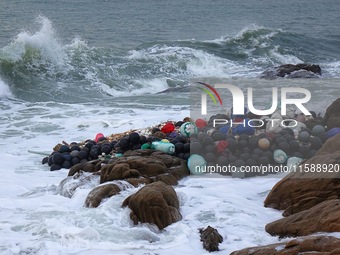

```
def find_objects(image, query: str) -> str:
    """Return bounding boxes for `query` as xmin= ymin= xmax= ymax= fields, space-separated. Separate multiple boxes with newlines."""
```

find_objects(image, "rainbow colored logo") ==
xmin=197 ymin=82 xmax=223 ymax=106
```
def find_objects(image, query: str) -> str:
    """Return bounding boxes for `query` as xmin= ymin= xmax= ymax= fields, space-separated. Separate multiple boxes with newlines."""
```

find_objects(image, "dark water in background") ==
xmin=1 ymin=0 xmax=339 ymax=48
xmin=0 ymin=0 xmax=339 ymax=103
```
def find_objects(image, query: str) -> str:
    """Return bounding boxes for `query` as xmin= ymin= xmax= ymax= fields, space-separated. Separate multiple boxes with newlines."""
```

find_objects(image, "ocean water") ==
xmin=0 ymin=1 xmax=339 ymax=254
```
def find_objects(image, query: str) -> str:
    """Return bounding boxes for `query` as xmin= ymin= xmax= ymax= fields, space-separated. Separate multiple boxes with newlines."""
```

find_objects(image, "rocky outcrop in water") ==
xmin=264 ymin=133 xmax=340 ymax=216
xmin=261 ymin=135 xmax=340 ymax=241
xmin=199 ymin=226 xmax=223 ymax=252
xmin=230 ymin=236 xmax=340 ymax=255
xmin=231 ymin=99 xmax=340 ymax=254
xmin=99 ymin=150 xmax=189 ymax=184
xmin=53 ymin=135 xmax=189 ymax=229
xmin=260 ymin=63 xmax=321 ymax=79
xmin=266 ymin=199 xmax=340 ymax=237
xmin=84 ymin=183 xmax=122 ymax=208
xmin=80 ymin=150 xmax=189 ymax=209
xmin=63 ymin=151 xmax=188 ymax=210
xmin=122 ymin=181 xmax=182 ymax=230
xmin=323 ymin=98 xmax=340 ymax=130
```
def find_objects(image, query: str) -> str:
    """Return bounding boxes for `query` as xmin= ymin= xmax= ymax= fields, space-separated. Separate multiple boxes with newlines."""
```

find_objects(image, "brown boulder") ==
xmin=266 ymin=199 xmax=340 ymax=237
xmin=100 ymin=152 xmax=189 ymax=184
xmin=323 ymin=98 xmax=340 ymax=129
xmin=152 ymin=173 xmax=178 ymax=186
xmin=101 ymin=162 xmax=141 ymax=181
xmin=230 ymin=236 xmax=340 ymax=255
xmin=68 ymin=159 xmax=103 ymax=176
xmin=100 ymin=157 xmax=168 ymax=183
xmin=128 ymin=157 xmax=170 ymax=176
xmin=122 ymin=181 xmax=182 ymax=230
xmin=150 ymin=151 xmax=190 ymax=180
xmin=123 ymin=151 xmax=189 ymax=180
xmin=168 ymin=161 xmax=190 ymax=181
xmin=125 ymin=177 xmax=151 ymax=187
xmin=314 ymin=133 xmax=340 ymax=155
xmin=150 ymin=151 xmax=181 ymax=167
xmin=84 ymin=183 xmax=121 ymax=208
xmin=264 ymin=134 xmax=340 ymax=216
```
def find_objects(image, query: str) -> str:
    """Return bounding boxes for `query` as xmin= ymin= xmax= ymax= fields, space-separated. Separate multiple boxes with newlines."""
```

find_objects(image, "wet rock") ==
xmin=84 ymin=183 xmax=122 ymax=208
xmin=100 ymin=151 xmax=189 ymax=184
xmin=100 ymin=157 xmax=167 ymax=183
xmin=152 ymin=173 xmax=178 ymax=186
xmin=266 ymin=199 xmax=340 ymax=237
xmin=68 ymin=159 xmax=103 ymax=176
xmin=264 ymin=134 xmax=340 ymax=216
xmin=125 ymin=177 xmax=151 ymax=187
xmin=123 ymin=149 xmax=154 ymax=157
xmin=230 ymin=236 xmax=340 ymax=255
xmin=323 ymin=98 xmax=340 ymax=130
xmin=260 ymin=63 xmax=321 ymax=79
xmin=199 ymin=226 xmax=223 ymax=252
xmin=122 ymin=181 xmax=182 ymax=230
xmin=101 ymin=162 xmax=141 ymax=181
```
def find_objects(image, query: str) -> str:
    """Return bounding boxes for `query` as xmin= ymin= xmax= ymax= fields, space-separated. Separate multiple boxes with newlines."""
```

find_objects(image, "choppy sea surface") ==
xmin=0 ymin=0 xmax=339 ymax=254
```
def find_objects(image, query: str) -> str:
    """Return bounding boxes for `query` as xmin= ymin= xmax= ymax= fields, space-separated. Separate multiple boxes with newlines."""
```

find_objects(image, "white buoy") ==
xmin=187 ymin=154 xmax=207 ymax=175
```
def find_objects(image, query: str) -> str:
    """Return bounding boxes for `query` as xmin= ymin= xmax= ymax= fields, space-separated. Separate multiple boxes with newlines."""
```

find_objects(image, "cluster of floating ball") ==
xmin=187 ymin=120 xmax=329 ymax=176
xmin=42 ymin=121 xmax=194 ymax=171
xmin=42 ymin=116 xmax=331 ymax=176
xmin=42 ymin=139 xmax=118 ymax=171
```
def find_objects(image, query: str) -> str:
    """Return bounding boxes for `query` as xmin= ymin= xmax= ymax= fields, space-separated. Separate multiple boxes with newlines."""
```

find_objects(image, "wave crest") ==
xmin=0 ymin=78 xmax=12 ymax=98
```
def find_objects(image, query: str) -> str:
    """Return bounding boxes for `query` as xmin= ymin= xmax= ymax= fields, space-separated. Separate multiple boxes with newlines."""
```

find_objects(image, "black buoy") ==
xmin=50 ymin=164 xmax=62 ymax=171
xmin=52 ymin=152 xmax=65 ymax=165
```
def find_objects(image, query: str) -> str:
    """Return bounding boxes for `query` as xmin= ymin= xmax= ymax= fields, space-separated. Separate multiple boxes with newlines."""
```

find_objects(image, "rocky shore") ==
xmin=231 ymin=98 xmax=340 ymax=254
xmin=41 ymin=96 xmax=340 ymax=253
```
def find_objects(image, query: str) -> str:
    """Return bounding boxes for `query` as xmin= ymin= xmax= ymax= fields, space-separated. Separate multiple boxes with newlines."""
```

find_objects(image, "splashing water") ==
xmin=2 ymin=16 xmax=66 ymax=65
xmin=0 ymin=78 xmax=12 ymax=98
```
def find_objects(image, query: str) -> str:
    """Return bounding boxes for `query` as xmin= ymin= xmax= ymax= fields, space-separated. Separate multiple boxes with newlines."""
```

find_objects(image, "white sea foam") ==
xmin=269 ymin=46 xmax=302 ymax=65
xmin=99 ymin=77 xmax=170 ymax=97
xmin=0 ymin=78 xmax=12 ymax=98
xmin=206 ymin=24 xmax=273 ymax=44
xmin=128 ymin=44 xmax=259 ymax=78
xmin=234 ymin=24 xmax=280 ymax=41
xmin=2 ymin=15 xmax=66 ymax=65
xmin=323 ymin=61 xmax=340 ymax=77
xmin=185 ymin=49 xmax=257 ymax=78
